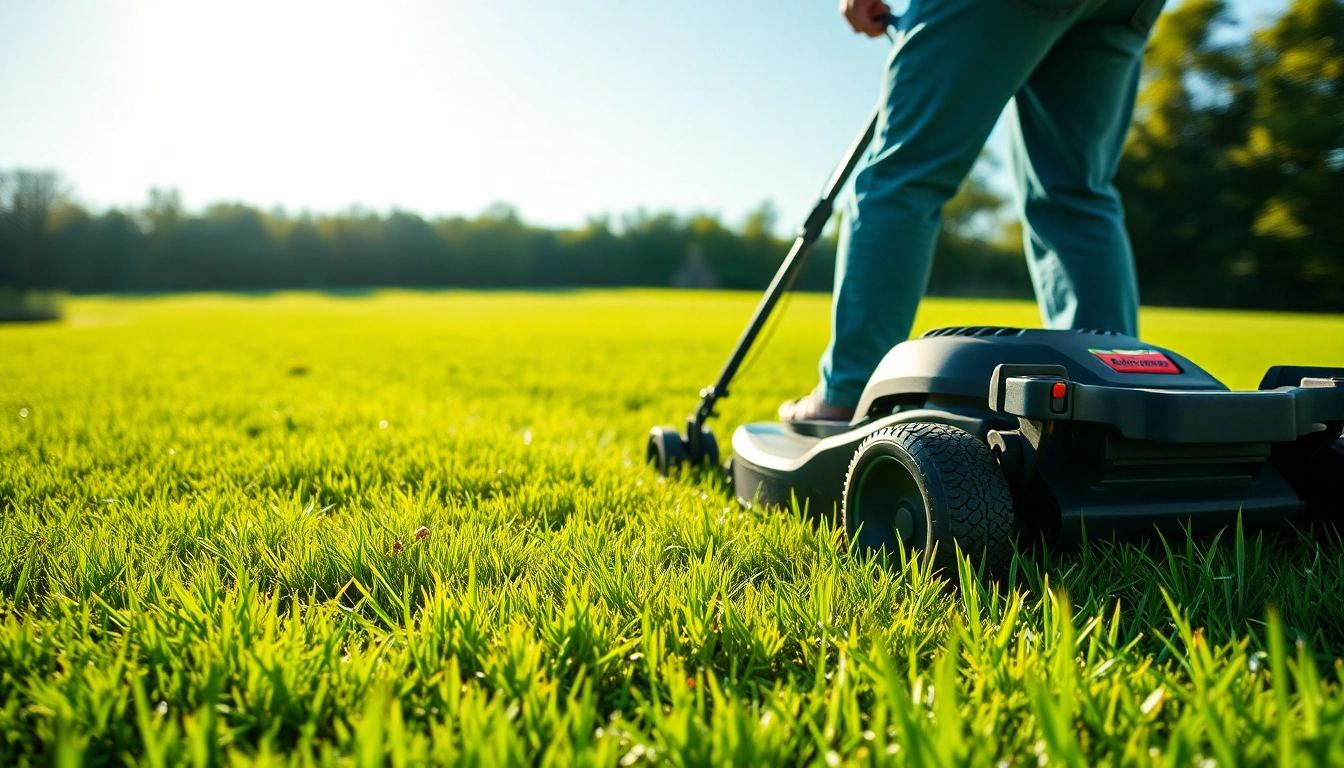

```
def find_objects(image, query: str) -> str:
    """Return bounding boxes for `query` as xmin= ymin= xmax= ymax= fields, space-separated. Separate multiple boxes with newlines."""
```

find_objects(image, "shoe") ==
xmin=778 ymin=387 xmax=855 ymax=424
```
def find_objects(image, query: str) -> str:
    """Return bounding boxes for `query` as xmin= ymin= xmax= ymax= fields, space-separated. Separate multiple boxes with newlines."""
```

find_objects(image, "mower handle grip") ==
xmin=879 ymin=12 xmax=902 ymax=38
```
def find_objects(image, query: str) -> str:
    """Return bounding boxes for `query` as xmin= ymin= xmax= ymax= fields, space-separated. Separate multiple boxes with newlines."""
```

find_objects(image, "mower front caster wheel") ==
xmin=842 ymin=423 xmax=1015 ymax=578
xmin=646 ymin=425 xmax=719 ymax=476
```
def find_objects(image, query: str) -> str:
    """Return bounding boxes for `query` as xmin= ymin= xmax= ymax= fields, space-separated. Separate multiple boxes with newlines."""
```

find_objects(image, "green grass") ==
xmin=2 ymin=290 xmax=1344 ymax=766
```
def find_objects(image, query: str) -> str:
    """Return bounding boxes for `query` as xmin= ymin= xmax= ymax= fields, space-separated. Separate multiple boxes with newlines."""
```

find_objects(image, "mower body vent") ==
xmin=921 ymin=326 xmax=1026 ymax=338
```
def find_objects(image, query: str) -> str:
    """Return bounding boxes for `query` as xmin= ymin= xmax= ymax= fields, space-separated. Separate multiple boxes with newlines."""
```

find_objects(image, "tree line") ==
xmin=1 ymin=0 xmax=1340 ymax=311
xmin=0 ymin=166 xmax=1028 ymax=298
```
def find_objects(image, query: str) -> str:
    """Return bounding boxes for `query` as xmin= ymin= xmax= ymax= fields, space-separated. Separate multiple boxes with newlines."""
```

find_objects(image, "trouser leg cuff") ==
xmin=821 ymin=382 xmax=864 ymax=412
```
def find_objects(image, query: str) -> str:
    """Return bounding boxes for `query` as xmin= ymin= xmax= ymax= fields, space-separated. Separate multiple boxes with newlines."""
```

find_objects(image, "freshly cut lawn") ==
xmin=2 ymin=290 xmax=1344 ymax=766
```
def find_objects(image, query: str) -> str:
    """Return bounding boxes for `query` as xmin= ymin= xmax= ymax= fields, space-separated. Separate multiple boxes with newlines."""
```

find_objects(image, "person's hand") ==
xmin=840 ymin=0 xmax=892 ymax=37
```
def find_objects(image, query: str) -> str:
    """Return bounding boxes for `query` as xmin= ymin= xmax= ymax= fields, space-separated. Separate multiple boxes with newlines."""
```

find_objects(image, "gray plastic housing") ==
xmin=995 ymin=376 xmax=1344 ymax=443
xmin=851 ymin=328 xmax=1222 ymax=421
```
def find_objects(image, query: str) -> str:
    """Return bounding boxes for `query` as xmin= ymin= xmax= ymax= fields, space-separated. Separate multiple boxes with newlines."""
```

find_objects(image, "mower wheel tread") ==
xmin=843 ymin=422 xmax=1015 ymax=577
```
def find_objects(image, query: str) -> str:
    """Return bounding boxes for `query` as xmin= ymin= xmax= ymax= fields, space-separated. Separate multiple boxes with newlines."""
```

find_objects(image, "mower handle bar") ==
xmin=995 ymin=374 xmax=1344 ymax=444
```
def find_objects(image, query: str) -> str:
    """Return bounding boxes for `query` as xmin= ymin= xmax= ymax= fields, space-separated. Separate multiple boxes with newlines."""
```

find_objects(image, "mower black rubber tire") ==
xmin=647 ymin=426 xmax=687 ymax=476
xmin=842 ymin=422 xmax=1015 ymax=578
xmin=697 ymin=427 xmax=721 ymax=468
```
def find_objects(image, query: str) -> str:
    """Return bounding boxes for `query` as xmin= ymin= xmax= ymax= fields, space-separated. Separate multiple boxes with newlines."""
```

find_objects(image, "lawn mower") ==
xmin=646 ymin=108 xmax=1344 ymax=573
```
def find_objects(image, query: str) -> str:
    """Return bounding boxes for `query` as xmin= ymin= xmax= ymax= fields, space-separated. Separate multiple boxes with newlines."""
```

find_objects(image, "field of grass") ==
xmin=3 ymin=290 xmax=1344 ymax=766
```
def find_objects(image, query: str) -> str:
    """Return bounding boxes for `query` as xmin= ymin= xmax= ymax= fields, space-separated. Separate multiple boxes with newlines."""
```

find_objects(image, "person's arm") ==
xmin=840 ymin=0 xmax=892 ymax=37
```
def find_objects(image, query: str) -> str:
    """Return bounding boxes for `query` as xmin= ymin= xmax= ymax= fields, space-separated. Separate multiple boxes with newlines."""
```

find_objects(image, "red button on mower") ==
xmin=1050 ymin=381 xmax=1068 ymax=414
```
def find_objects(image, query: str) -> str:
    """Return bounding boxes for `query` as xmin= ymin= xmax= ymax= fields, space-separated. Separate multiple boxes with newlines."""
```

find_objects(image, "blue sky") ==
xmin=0 ymin=0 xmax=1287 ymax=231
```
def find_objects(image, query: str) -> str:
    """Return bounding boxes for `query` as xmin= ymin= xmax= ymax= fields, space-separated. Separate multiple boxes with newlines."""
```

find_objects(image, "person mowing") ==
xmin=780 ymin=0 xmax=1165 ymax=423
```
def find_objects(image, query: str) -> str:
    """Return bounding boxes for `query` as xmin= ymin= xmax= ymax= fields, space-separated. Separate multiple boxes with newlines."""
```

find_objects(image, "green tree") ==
xmin=1232 ymin=0 xmax=1344 ymax=304
xmin=1117 ymin=0 xmax=1344 ymax=310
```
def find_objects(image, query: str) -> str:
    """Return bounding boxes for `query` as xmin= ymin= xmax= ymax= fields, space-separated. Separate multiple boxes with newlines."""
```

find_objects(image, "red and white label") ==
xmin=1090 ymin=349 xmax=1181 ymax=374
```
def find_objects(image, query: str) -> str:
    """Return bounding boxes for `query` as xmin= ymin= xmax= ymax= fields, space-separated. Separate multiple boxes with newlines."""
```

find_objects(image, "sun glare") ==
xmin=120 ymin=2 xmax=405 ymax=207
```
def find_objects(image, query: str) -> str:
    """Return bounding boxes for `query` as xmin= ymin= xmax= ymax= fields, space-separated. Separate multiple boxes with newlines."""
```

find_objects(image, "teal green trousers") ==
xmin=820 ymin=0 xmax=1165 ymax=409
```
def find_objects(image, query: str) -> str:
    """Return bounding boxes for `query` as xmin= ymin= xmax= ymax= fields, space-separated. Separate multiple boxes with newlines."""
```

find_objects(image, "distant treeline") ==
xmin=1 ymin=0 xmax=1341 ymax=311
xmin=0 ymin=179 xmax=1030 ymax=298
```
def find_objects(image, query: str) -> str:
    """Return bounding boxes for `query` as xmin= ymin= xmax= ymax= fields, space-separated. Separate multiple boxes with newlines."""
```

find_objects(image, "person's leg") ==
xmin=817 ymin=0 xmax=1086 ymax=411
xmin=1008 ymin=0 xmax=1164 ymax=335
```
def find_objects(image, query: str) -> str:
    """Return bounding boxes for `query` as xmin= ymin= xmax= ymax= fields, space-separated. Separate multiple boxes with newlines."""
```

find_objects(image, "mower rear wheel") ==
xmin=697 ymin=427 xmax=721 ymax=468
xmin=842 ymin=423 xmax=1015 ymax=578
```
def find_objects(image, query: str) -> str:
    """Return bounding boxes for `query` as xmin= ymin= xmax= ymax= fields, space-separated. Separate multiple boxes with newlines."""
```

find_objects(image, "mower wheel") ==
xmin=647 ymin=426 xmax=687 ymax=476
xmin=697 ymin=427 xmax=721 ymax=468
xmin=842 ymin=423 xmax=1015 ymax=578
